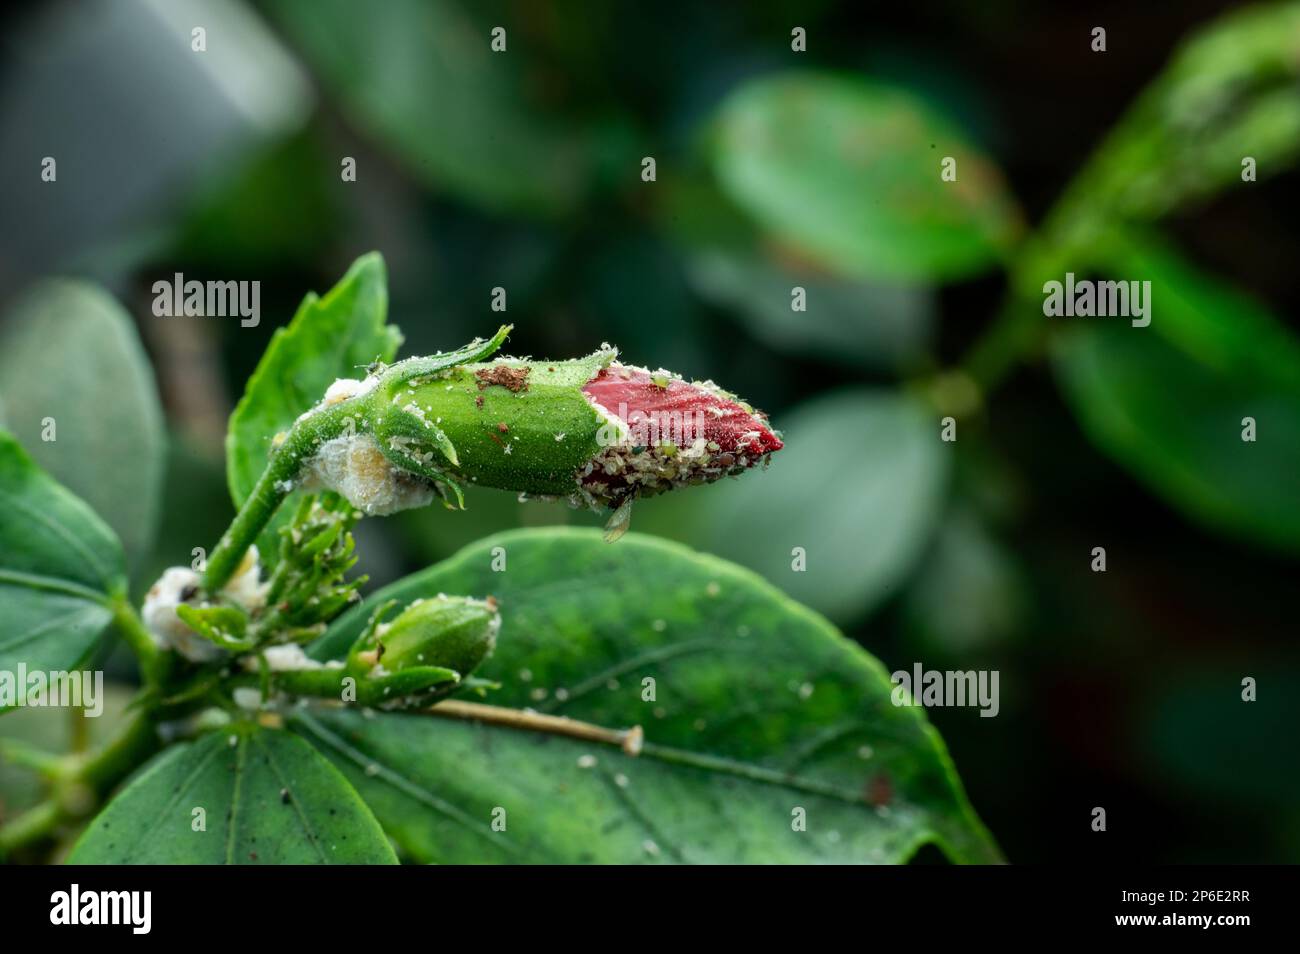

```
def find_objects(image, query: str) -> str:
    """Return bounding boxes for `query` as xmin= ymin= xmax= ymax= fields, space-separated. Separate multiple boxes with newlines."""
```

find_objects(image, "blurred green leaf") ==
xmin=688 ymin=247 xmax=934 ymax=369
xmin=1138 ymin=666 xmax=1300 ymax=812
xmin=0 ymin=431 xmax=125 ymax=709
xmin=169 ymin=131 xmax=339 ymax=269
xmin=902 ymin=505 xmax=1026 ymax=655
xmin=226 ymin=252 xmax=401 ymax=560
xmin=301 ymin=528 xmax=999 ymax=863
xmin=135 ymin=437 xmax=234 ymax=603
xmin=1053 ymin=232 xmax=1300 ymax=552
xmin=1060 ymin=2 xmax=1300 ymax=226
xmin=0 ymin=281 xmax=164 ymax=569
xmin=710 ymin=73 xmax=1020 ymax=283
xmin=69 ymin=724 xmax=397 ymax=863
xmin=267 ymin=0 xmax=594 ymax=217
xmin=583 ymin=233 xmax=707 ymax=373
xmin=635 ymin=390 xmax=950 ymax=624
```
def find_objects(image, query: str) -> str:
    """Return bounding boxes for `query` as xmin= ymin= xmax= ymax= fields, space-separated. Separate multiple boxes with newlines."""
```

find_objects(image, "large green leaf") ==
xmin=68 ymin=724 xmax=397 ymax=864
xmin=1053 ymin=233 xmax=1300 ymax=551
xmin=635 ymin=389 xmax=951 ymax=624
xmin=0 ymin=281 xmax=164 ymax=569
xmin=266 ymin=0 xmax=593 ymax=217
xmin=902 ymin=505 xmax=1027 ymax=656
xmin=299 ymin=528 xmax=998 ymax=864
xmin=225 ymin=253 xmax=401 ymax=558
xmin=0 ymin=431 xmax=125 ymax=709
xmin=710 ymin=73 xmax=1020 ymax=283
xmin=687 ymin=248 xmax=935 ymax=370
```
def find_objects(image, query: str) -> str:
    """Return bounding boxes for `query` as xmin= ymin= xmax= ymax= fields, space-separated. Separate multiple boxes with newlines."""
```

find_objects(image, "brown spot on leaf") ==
xmin=497 ymin=422 xmax=509 ymax=433
xmin=865 ymin=773 xmax=893 ymax=807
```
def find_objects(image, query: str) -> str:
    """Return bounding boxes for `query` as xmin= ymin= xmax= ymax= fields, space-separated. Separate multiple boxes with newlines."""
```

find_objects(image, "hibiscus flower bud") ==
xmin=349 ymin=595 xmax=499 ymax=680
xmin=202 ymin=326 xmax=781 ymax=589
xmin=365 ymin=328 xmax=782 ymax=538
xmin=577 ymin=363 xmax=784 ymax=524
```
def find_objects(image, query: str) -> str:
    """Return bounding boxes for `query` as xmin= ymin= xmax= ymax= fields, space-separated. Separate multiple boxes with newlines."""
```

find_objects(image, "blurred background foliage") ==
xmin=1 ymin=0 xmax=1298 ymax=862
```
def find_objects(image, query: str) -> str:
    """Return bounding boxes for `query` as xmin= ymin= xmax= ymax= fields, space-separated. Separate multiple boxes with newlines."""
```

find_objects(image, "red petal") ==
xmin=582 ymin=365 xmax=783 ymax=456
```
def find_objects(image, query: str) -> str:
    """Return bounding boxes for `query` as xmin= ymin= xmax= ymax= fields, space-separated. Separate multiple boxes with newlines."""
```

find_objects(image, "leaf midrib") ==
xmin=252 ymin=731 xmax=330 ymax=864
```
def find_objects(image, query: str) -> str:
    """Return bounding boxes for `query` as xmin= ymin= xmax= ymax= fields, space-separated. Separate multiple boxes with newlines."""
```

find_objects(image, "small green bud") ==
xmin=351 ymin=595 xmax=499 ymax=679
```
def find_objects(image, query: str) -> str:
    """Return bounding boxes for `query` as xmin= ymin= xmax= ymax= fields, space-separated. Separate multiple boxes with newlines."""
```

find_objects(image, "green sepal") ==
xmin=369 ymin=346 xmax=616 ymax=499
xmin=271 ymin=664 xmax=461 ymax=708
xmin=353 ymin=595 xmax=498 ymax=679
xmin=363 ymin=666 xmax=462 ymax=706
xmin=345 ymin=598 xmax=401 ymax=671
xmin=175 ymin=603 xmax=255 ymax=652
xmin=381 ymin=324 xmax=512 ymax=386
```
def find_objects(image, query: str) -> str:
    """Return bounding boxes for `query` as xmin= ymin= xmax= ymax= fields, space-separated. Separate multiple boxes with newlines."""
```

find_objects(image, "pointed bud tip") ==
xmin=364 ymin=595 xmax=499 ymax=679
xmin=578 ymin=363 xmax=782 ymax=509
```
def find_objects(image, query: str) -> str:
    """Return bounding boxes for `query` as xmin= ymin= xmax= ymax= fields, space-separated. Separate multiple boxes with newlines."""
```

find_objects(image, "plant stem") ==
xmin=954 ymin=189 xmax=1100 ymax=399
xmin=203 ymin=402 xmax=357 ymax=592
xmin=0 ymin=709 xmax=161 ymax=856
xmin=959 ymin=297 xmax=1044 ymax=395
xmin=112 ymin=598 xmax=164 ymax=687
xmin=0 ymin=739 xmax=66 ymax=777
xmin=76 ymin=709 xmax=162 ymax=794
xmin=425 ymin=699 xmax=645 ymax=755
xmin=0 ymin=801 xmax=60 ymax=856
xmin=69 ymin=704 xmax=89 ymax=754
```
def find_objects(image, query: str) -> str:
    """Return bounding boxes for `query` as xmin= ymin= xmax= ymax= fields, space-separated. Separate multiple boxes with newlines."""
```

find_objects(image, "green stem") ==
xmin=203 ymin=401 xmax=358 ymax=592
xmin=112 ymin=598 xmax=165 ymax=687
xmin=0 ymin=801 xmax=60 ymax=856
xmin=76 ymin=710 xmax=163 ymax=794
xmin=959 ymin=297 xmax=1044 ymax=395
xmin=0 ymin=709 xmax=161 ymax=855
xmin=956 ymin=205 xmax=1095 ymax=399
xmin=0 ymin=739 xmax=67 ymax=777
xmin=234 ymin=666 xmax=458 ymax=709
xmin=261 ymin=668 xmax=352 ymax=699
